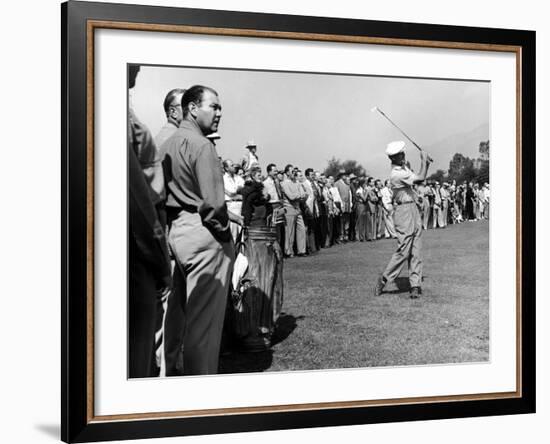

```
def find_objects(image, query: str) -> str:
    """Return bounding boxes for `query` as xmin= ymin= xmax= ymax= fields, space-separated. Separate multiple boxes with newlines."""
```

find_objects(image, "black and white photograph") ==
xmin=128 ymin=63 xmax=490 ymax=379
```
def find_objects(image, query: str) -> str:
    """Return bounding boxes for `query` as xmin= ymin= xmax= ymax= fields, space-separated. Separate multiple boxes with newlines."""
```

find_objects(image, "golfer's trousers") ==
xmin=382 ymin=202 xmax=423 ymax=288
xmin=383 ymin=205 xmax=397 ymax=238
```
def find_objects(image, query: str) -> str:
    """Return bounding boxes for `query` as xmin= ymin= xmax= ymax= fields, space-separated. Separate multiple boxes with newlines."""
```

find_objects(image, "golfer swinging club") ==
xmin=373 ymin=140 xmax=432 ymax=299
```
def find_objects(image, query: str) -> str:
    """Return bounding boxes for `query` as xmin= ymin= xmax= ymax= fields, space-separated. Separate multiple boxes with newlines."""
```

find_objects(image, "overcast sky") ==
xmin=131 ymin=65 xmax=490 ymax=179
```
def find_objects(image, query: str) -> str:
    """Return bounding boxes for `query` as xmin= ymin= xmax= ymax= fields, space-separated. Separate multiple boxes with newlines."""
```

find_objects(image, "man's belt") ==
xmin=168 ymin=203 xmax=198 ymax=214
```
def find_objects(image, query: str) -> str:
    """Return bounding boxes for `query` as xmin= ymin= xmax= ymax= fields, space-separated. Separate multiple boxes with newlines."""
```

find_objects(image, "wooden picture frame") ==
xmin=61 ymin=1 xmax=535 ymax=442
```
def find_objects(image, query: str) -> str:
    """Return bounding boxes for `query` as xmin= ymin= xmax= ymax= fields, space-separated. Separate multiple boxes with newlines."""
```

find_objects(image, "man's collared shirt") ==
xmin=390 ymin=165 xmax=420 ymax=204
xmin=380 ymin=186 xmax=393 ymax=210
xmin=162 ymin=118 xmax=230 ymax=241
xmin=262 ymin=176 xmax=281 ymax=204
xmin=155 ymin=118 xmax=179 ymax=159
xmin=280 ymin=179 xmax=305 ymax=211
xmin=223 ymin=173 xmax=245 ymax=202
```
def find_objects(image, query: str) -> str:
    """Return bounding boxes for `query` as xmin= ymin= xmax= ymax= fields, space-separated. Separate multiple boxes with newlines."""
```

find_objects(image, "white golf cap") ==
xmin=386 ymin=140 xmax=405 ymax=156
xmin=385 ymin=140 xmax=406 ymax=156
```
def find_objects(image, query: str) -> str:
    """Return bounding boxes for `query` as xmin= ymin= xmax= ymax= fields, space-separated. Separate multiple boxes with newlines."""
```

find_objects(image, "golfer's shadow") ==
xmin=386 ymin=276 xmax=427 ymax=294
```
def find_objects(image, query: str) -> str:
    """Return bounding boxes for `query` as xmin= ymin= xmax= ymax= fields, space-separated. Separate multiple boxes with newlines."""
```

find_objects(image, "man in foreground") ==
xmin=374 ymin=141 xmax=432 ymax=299
xmin=162 ymin=85 xmax=234 ymax=375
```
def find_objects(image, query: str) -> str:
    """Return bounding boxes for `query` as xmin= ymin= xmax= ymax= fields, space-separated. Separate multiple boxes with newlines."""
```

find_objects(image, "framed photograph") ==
xmin=62 ymin=1 xmax=535 ymax=442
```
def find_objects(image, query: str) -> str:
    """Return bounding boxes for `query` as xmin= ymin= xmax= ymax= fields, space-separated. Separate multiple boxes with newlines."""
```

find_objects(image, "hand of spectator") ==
xmin=158 ymin=285 xmax=171 ymax=303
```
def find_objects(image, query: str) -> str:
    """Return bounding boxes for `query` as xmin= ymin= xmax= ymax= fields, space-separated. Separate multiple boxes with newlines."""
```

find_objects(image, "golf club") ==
xmin=371 ymin=106 xmax=433 ymax=163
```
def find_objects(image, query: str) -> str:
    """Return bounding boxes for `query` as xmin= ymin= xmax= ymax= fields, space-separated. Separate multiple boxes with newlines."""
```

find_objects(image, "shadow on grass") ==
xmin=218 ymin=313 xmax=304 ymax=374
xmin=385 ymin=276 xmax=430 ymax=295
xmin=272 ymin=313 xmax=305 ymax=346
xmin=385 ymin=277 xmax=412 ymax=294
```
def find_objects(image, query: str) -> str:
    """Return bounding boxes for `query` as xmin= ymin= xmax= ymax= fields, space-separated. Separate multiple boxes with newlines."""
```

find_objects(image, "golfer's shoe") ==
xmin=373 ymin=275 xmax=386 ymax=297
xmin=410 ymin=287 xmax=421 ymax=299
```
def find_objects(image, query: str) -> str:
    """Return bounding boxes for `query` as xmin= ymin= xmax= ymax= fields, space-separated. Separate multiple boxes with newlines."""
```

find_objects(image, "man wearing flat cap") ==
xmin=241 ymin=139 xmax=260 ymax=173
xmin=374 ymin=140 xmax=432 ymax=299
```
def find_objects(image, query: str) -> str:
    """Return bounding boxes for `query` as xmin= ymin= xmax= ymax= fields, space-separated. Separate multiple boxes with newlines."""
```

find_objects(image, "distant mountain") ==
xmin=424 ymin=123 xmax=490 ymax=173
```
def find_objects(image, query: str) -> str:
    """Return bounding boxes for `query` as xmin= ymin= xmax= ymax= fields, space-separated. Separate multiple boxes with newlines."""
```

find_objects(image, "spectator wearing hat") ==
xmin=374 ymin=140 xmax=432 ymax=299
xmin=240 ymin=139 xmax=260 ymax=173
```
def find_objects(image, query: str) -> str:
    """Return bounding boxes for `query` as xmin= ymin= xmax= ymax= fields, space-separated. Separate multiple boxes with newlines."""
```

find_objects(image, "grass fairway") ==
xmin=220 ymin=220 xmax=489 ymax=373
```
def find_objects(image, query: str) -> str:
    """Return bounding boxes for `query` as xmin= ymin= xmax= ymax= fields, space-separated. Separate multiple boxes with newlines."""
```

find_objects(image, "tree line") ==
xmin=428 ymin=140 xmax=489 ymax=185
